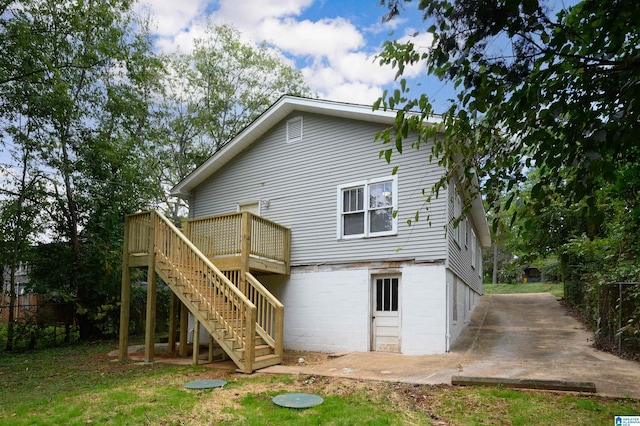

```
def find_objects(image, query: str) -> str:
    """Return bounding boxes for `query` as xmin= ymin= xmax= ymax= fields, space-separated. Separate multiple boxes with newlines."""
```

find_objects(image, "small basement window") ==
xmin=287 ymin=116 xmax=303 ymax=143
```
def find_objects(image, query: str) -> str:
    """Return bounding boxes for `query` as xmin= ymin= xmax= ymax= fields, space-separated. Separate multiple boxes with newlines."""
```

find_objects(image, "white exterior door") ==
xmin=372 ymin=276 xmax=400 ymax=352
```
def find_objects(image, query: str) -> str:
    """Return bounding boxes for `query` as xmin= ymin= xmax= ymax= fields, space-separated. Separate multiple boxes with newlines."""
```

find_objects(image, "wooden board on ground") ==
xmin=451 ymin=375 xmax=597 ymax=393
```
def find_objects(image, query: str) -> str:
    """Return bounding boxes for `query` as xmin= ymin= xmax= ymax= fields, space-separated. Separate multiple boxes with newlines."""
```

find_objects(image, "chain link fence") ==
xmin=0 ymin=301 xmax=78 ymax=350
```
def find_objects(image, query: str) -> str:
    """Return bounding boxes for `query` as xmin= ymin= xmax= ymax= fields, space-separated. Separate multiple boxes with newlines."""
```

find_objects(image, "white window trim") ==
xmin=478 ymin=243 xmax=483 ymax=278
xmin=286 ymin=116 xmax=303 ymax=143
xmin=453 ymin=191 xmax=462 ymax=247
xmin=336 ymin=175 xmax=398 ymax=239
xmin=464 ymin=218 xmax=469 ymax=248
xmin=471 ymin=228 xmax=477 ymax=269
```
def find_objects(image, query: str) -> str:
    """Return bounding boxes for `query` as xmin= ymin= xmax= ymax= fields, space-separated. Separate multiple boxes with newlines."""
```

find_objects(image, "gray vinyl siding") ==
xmin=447 ymin=181 xmax=483 ymax=294
xmin=191 ymin=112 xmax=449 ymax=266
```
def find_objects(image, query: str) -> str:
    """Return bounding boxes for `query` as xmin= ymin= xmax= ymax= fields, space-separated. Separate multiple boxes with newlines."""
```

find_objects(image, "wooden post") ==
xmin=275 ymin=305 xmax=284 ymax=358
xmin=284 ymin=227 xmax=291 ymax=274
xmin=179 ymin=302 xmax=188 ymax=357
xmin=118 ymin=216 xmax=131 ymax=360
xmin=192 ymin=318 xmax=200 ymax=365
xmin=168 ymin=293 xmax=177 ymax=354
xmin=243 ymin=306 xmax=256 ymax=374
xmin=184 ymin=220 xmax=191 ymax=241
xmin=208 ymin=335 xmax=214 ymax=363
xmin=240 ymin=212 xmax=252 ymax=295
xmin=144 ymin=212 xmax=157 ymax=363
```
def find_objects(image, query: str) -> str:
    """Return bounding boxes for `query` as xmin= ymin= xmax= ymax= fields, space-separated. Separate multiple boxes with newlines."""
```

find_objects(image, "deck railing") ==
xmin=126 ymin=212 xmax=152 ymax=255
xmin=187 ymin=213 xmax=242 ymax=257
xmin=187 ymin=212 xmax=290 ymax=268
xmin=250 ymin=214 xmax=289 ymax=263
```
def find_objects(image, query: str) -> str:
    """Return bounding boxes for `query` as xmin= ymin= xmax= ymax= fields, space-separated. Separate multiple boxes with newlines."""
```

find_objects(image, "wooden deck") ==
xmin=119 ymin=210 xmax=289 ymax=373
xmin=125 ymin=212 xmax=291 ymax=275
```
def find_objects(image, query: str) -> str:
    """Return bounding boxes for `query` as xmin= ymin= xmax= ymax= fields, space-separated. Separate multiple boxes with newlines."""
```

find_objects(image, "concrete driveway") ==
xmin=262 ymin=293 xmax=640 ymax=398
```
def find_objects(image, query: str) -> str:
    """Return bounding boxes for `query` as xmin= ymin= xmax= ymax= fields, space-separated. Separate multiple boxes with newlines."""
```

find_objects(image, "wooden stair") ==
xmin=122 ymin=210 xmax=284 ymax=373
xmin=155 ymin=250 xmax=281 ymax=372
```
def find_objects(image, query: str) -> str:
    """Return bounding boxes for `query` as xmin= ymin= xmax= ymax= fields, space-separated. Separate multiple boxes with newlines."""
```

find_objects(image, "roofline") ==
xmin=471 ymin=187 xmax=492 ymax=248
xmin=451 ymin=155 xmax=491 ymax=248
xmin=170 ymin=95 xmax=441 ymax=198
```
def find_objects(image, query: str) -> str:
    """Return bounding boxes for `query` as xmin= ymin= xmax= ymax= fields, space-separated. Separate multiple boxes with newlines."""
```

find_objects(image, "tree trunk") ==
xmin=492 ymin=241 xmax=498 ymax=284
xmin=5 ymin=150 xmax=32 ymax=351
xmin=5 ymin=267 xmax=17 ymax=351
xmin=60 ymin=132 xmax=86 ymax=339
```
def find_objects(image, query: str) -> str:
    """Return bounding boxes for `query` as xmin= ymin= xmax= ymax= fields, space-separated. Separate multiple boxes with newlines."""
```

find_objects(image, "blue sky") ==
xmin=135 ymin=0 xmax=446 ymax=109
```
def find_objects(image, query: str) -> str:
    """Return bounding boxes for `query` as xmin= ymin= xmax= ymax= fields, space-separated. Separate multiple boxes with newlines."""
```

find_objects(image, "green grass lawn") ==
xmin=0 ymin=340 xmax=638 ymax=425
xmin=483 ymin=282 xmax=564 ymax=298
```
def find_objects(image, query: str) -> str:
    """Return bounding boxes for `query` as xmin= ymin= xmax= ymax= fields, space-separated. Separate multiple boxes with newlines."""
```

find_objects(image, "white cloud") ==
xmin=364 ymin=16 xmax=408 ymax=35
xmin=257 ymin=17 xmax=364 ymax=57
xmin=323 ymin=82 xmax=383 ymax=105
xmin=136 ymin=0 xmax=208 ymax=36
xmin=301 ymin=57 xmax=393 ymax=105
xmin=333 ymin=52 xmax=395 ymax=85
xmin=155 ymin=24 xmax=209 ymax=54
xmin=136 ymin=0 xmax=426 ymax=105
xmin=217 ymin=0 xmax=313 ymax=26
xmin=399 ymin=29 xmax=434 ymax=51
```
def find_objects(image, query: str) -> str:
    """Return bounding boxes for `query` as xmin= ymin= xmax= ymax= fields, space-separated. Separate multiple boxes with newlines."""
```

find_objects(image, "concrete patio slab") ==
xmin=261 ymin=293 xmax=640 ymax=399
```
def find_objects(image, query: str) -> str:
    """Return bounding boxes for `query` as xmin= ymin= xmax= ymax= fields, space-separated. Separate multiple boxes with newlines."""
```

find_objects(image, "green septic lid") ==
xmin=184 ymin=379 xmax=227 ymax=389
xmin=272 ymin=393 xmax=324 ymax=409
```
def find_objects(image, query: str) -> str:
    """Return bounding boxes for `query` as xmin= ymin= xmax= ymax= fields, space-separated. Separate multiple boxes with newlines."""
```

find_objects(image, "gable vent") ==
xmin=287 ymin=116 xmax=303 ymax=143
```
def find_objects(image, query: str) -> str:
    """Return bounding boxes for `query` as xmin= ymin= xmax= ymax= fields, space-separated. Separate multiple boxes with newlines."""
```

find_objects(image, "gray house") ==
xmin=169 ymin=96 xmax=490 ymax=356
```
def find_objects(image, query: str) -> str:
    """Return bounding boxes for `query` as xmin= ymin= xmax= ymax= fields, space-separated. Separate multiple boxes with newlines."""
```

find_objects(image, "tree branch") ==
xmin=0 ymin=59 xmax=110 ymax=86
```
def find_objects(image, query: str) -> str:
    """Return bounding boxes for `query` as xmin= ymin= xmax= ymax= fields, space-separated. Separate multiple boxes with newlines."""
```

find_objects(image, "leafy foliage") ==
xmin=1 ymin=0 xmax=162 ymax=340
xmin=155 ymin=23 xmax=312 ymax=222
xmin=1 ymin=4 xmax=312 ymax=341
xmin=376 ymin=0 xmax=640 ymax=353
xmin=376 ymin=0 xmax=640 ymax=228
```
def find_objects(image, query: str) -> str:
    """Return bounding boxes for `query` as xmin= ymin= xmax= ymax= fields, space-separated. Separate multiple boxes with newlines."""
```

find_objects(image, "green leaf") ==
xmin=384 ymin=149 xmax=393 ymax=163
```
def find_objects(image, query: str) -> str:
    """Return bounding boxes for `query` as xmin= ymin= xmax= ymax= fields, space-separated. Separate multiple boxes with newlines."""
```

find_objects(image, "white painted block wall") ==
xmin=400 ymin=264 xmax=447 ymax=354
xmin=260 ymin=262 xmax=449 ymax=355
xmin=187 ymin=263 xmax=472 ymax=354
xmin=261 ymin=266 xmax=370 ymax=353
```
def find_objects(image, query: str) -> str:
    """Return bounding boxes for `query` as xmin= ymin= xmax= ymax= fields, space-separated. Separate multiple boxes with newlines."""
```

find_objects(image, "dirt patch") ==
xmin=281 ymin=350 xmax=329 ymax=366
xmin=189 ymin=369 xmax=232 ymax=380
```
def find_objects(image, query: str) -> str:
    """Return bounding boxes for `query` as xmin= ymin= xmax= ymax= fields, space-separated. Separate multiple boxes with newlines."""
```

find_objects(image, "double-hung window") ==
xmin=338 ymin=176 xmax=397 ymax=238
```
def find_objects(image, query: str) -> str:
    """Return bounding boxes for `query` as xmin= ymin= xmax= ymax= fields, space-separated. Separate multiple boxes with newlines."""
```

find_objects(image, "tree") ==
xmin=1 ymin=0 xmax=162 ymax=340
xmin=156 ymin=23 xmax=313 ymax=222
xmin=376 ymin=0 xmax=640 ymax=234
xmin=0 ymin=131 xmax=45 ymax=350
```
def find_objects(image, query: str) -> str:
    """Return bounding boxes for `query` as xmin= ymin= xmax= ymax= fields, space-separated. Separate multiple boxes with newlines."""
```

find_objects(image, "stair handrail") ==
xmin=152 ymin=210 xmax=256 ymax=311
xmin=245 ymin=272 xmax=284 ymax=356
